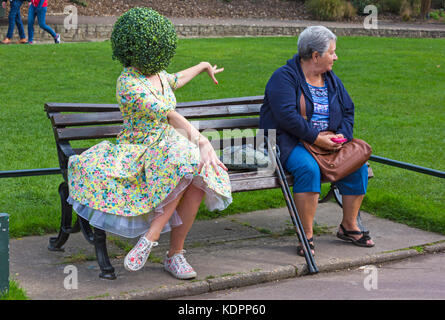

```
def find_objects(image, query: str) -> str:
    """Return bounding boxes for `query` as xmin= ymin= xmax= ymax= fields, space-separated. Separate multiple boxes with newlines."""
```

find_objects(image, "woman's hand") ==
xmin=201 ymin=62 xmax=224 ymax=85
xmin=175 ymin=62 xmax=224 ymax=89
xmin=197 ymin=137 xmax=228 ymax=177
xmin=314 ymin=133 xmax=343 ymax=151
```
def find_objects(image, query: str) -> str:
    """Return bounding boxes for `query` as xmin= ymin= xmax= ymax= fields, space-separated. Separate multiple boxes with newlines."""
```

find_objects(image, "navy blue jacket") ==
xmin=259 ymin=54 xmax=355 ymax=165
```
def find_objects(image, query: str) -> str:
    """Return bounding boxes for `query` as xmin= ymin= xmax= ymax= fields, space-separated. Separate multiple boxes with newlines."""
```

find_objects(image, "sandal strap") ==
xmin=339 ymin=224 xmax=362 ymax=236
xmin=356 ymin=231 xmax=371 ymax=243
xmin=298 ymin=237 xmax=314 ymax=249
xmin=340 ymin=224 xmax=372 ymax=244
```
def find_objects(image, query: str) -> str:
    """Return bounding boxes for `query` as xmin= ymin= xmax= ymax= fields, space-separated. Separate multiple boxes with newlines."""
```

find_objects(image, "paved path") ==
xmin=9 ymin=202 xmax=445 ymax=300
xmin=176 ymin=252 xmax=445 ymax=300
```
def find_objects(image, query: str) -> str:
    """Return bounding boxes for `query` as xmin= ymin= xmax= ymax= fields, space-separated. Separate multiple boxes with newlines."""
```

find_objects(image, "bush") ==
xmin=343 ymin=1 xmax=358 ymax=18
xmin=381 ymin=0 xmax=405 ymax=14
xmin=351 ymin=0 xmax=383 ymax=15
xmin=110 ymin=7 xmax=178 ymax=76
xmin=306 ymin=0 xmax=357 ymax=20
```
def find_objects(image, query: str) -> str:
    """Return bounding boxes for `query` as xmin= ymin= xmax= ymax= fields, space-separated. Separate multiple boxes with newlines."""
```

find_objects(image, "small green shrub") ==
xmin=429 ymin=10 xmax=440 ymax=18
xmin=410 ymin=0 xmax=421 ymax=15
xmin=351 ymin=0 xmax=383 ymax=15
xmin=69 ymin=0 xmax=88 ymax=7
xmin=306 ymin=0 xmax=356 ymax=20
xmin=110 ymin=7 xmax=178 ymax=76
xmin=397 ymin=0 xmax=424 ymax=19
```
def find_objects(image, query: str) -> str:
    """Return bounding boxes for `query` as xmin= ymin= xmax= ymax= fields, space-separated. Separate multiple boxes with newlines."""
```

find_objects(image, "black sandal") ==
xmin=336 ymin=224 xmax=374 ymax=247
xmin=297 ymin=237 xmax=315 ymax=257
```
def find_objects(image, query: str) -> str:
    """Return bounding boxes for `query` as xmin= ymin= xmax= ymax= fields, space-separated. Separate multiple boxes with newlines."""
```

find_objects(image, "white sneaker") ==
xmin=124 ymin=236 xmax=158 ymax=272
xmin=54 ymin=34 xmax=61 ymax=44
xmin=164 ymin=250 xmax=197 ymax=280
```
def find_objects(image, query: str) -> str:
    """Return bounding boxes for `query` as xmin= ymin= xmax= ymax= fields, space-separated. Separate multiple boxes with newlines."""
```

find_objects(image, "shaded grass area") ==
xmin=0 ymin=36 xmax=444 ymax=238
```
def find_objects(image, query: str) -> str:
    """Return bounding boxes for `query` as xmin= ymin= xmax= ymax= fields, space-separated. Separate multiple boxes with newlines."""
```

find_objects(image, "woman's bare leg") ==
xmin=293 ymin=192 xmax=319 ymax=240
xmin=168 ymin=184 xmax=205 ymax=257
xmin=143 ymin=190 xmax=186 ymax=242
xmin=339 ymin=195 xmax=374 ymax=246
xmin=293 ymin=192 xmax=318 ymax=255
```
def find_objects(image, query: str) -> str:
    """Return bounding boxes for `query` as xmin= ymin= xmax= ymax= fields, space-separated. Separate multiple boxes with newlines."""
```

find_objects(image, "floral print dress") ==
xmin=67 ymin=67 xmax=232 ymax=238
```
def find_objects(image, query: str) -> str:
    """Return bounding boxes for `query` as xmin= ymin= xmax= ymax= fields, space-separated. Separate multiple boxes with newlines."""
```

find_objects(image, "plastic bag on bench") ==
xmin=220 ymin=144 xmax=271 ymax=171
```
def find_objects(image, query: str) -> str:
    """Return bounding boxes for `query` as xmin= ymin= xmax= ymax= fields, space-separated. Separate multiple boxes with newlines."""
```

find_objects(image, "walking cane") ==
xmin=266 ymin=138 xmax=318 ymax=274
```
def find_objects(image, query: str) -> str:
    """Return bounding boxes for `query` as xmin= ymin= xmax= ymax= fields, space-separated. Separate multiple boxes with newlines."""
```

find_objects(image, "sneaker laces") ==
xmin=168 ymin=250 xmax=194 ymax=271
xmin=138 ymin=237 xmax=158 ymax=252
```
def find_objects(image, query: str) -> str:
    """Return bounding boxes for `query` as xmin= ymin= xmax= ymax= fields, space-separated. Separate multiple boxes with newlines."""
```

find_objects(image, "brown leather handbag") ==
xmin=299 ymin=93 xmax=372 ymax=182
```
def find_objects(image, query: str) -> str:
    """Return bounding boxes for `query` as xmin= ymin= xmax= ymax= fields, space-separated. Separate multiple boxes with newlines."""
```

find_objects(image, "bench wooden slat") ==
xmin=45 ymin=96 xmax=264 ymax=113
xmin=189 ymin=118 xmax=259 ymax=131
xmin=51 ymin=112 xmax=124 ymax=126
xmin=177 ymin=95 xmax=264 ymax=107
xmin=230 ymin=171 xmax=293 ymax=192
xmin=178 ymin=104 xmax=261 ymax=119
xmin=50 ymin=105 xmax=262 ymax=127
xmin=45 ymin=103 xmax=119 ymax=113
xmin=57 ymin=125 xmax=123 ymax=141
xmin=56 ymin=118 xmax=259 ymax=141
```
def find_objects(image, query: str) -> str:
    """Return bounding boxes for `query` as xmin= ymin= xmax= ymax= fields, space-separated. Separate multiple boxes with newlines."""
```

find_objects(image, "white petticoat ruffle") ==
xmin=67 ymin=174 xmax=232 ymax=238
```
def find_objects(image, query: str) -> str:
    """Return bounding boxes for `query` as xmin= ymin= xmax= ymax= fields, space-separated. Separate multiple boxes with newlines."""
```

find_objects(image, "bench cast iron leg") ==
xmin=49 ymin=182 xmax=116 ymax=279
xmin=48 ymin=182 xmax=72 ymax=251
xmin=93 ymin=228 xmax=116 ymax=280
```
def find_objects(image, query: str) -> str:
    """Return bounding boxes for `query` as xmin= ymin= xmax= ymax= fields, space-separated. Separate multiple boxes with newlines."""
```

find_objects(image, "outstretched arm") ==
xmin=175 ymin=62 xmax=224 ymax=89
xmin=167 ymin=110 xmax=227 ymax=176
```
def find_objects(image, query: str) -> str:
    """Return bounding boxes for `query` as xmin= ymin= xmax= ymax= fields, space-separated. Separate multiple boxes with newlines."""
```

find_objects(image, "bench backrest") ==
xmin=45 ymin=95 xmax=293 ymax=192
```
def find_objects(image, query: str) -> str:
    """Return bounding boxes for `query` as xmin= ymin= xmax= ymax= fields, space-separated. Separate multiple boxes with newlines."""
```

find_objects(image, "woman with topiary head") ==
xmin=67 ymin=7 xmax=231 ymax=280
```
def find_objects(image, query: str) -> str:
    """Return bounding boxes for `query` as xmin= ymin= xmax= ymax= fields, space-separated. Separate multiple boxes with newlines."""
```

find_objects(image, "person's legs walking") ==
xmin=2 ymin=0 xmax=23 ymax=43
xmin=27 ymin=3 xmax=36 ymax=43
xmin=13 ymin=1 xmax=26 ymax=41
xmin=36 ymin=6 xmax=60 ymax=43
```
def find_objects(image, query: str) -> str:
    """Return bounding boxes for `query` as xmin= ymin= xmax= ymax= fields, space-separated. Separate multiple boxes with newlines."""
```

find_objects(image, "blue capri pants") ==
xmin=284 ymin=143 xmax=368 ymax=195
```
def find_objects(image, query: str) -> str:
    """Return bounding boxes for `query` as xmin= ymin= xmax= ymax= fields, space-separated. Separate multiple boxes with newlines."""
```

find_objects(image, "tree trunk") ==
xmin=420 ymin=0 xmax=432 ymax=19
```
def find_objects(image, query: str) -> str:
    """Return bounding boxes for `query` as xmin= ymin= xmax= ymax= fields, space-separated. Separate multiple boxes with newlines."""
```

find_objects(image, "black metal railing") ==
xmin=0 ymin=167 xmax=61 ymax=178
xmin=0 ymin=155 xmax=444 ymax=179
xmin=369 ymin=155 xmax=445 ymax=179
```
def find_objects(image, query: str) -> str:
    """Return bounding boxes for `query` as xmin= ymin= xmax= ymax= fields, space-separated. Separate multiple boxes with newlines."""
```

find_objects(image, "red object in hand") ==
xmin=331 ymin=137 xmax=347 ymax=144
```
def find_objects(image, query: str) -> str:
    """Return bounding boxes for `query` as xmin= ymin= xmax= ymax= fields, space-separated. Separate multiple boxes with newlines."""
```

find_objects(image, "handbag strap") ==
xmin=299 ymin=91 xmax=307 ymax=120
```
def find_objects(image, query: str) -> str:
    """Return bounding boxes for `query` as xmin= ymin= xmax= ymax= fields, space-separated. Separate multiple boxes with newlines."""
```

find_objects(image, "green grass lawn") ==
xmin=0 ymin=281 xmax=29 ymax=300
xmin=0 ymin=36 xmax=444 ymax=238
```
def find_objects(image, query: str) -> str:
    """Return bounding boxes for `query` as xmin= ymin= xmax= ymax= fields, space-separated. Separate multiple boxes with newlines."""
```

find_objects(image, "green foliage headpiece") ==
xmin=111 ymin=7 xmax=178 ymax=75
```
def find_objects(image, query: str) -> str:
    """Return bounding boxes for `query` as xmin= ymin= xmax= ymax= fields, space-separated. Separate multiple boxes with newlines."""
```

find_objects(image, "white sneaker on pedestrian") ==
xmin=124 ymin=236 xmax=158 ymax=272
xmin=164 ymin=250 xmax=197 ymax=280
xmin=54 ymin=34 xmax=61 ymax=44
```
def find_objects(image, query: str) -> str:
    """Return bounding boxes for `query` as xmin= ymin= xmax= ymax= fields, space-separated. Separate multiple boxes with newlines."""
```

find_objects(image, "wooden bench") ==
xmin=45 ymin=95 xmax=362 ymax=279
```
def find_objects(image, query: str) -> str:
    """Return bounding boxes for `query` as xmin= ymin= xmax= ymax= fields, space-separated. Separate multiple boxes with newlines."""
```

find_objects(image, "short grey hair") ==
xmin=297 ymin=26 xmax=337 ymax=60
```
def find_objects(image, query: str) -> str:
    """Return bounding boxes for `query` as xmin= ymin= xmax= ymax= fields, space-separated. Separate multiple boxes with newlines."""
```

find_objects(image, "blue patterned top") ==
xmin=308 ymin=81 xmax=329 ymax=132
